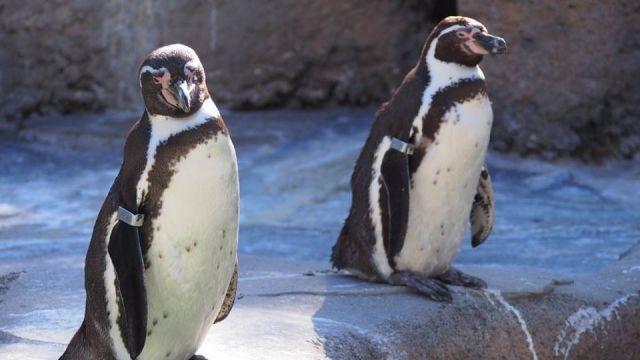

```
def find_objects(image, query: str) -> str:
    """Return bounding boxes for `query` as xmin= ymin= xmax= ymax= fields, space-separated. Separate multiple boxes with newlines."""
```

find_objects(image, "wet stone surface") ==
xmin=0 ymin=108 xmax=639 ymax=359
xmin=2 ymin=108 xmax=639 ymax=273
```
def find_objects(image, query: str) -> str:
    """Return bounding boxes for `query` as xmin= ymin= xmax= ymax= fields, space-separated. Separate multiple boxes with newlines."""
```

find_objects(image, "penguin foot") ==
xmin=389 ymin=271 xmax=452 ymax=302
xmin=436 ymin=267 xmax=487 ymax=289
xmin=190 ymin=355 xmax=208 ymax=360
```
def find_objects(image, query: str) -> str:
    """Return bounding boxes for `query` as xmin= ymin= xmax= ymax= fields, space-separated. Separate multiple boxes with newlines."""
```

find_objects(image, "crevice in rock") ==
xmin=484 ymin=289 xmax=539 ymax=360
xmin=247 ymin=287 xmax=408 ymax=298
xmin=430 ymin=0 xmax=457 ymax=22
xmin=0 ymin=271 xmax=21 ymax=299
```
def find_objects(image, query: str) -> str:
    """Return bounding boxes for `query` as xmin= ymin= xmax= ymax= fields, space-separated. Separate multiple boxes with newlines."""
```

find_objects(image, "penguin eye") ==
xmin=147 ymin=69 xmax=167 ymax=85
xmin=456 ymin=31 xmax=466 ymax=39
xmin=185 ymin=67 xmax=199 ymax=83
xmin=152 ymin=74 xmax=164 ymax=85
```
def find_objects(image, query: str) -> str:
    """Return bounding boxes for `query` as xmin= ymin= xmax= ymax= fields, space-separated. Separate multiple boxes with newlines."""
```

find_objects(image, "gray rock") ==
xmin=0 ymin=251 xmax=639 ymax=359
xmin=1 ymin=108 xmax=639 ymax=359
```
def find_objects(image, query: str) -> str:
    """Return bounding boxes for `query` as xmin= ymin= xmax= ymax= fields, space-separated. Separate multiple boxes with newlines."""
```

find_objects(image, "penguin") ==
xmin=60 ymin=44 xmax=239 ymax=360
xmin=331 ymin=16 xmax=505 ymax=301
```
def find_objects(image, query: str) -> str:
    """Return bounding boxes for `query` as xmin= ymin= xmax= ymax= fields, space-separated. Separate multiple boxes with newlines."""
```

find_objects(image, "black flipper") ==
xmin=470 ymin=167 xmax=495 ymax=248
xmin=379 ymin=146 xmax=411 ymax=268
xmin=107 ymin=213 xmax=147 ymax=357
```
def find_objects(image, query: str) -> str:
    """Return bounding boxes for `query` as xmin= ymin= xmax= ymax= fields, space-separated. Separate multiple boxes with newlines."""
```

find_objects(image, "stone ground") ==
xmin=1 ymin=252 xmax=639 ymax=359
xmin=1 ymin=108 xmax=639 ymax=359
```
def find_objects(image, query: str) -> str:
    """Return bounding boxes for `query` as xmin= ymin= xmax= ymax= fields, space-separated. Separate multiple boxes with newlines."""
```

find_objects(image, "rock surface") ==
xmin=0 ymin=0 xmax=440 ymax=122
xmin=7 ymin=108 xmax=640 ymax=273
xmin=460 ymin=0 xmax=640 ymax=160
xmin=0 ymin=250 xmax=639 ymax=359
xmin=207 ymin=1 xmax=440 ymax=108
xmin=1 ymin=108 xmax=639 ymax=359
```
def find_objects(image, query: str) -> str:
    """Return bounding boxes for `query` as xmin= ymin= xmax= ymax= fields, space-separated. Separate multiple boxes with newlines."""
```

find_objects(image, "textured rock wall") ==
xmin=0 ymin=0 xmax=108 ymax=119
xmin=0 ymin=0 xmax=439 ymax=122
xmin=1 ymin=0 xmax=638 ymax=161
xmin=460 ymin=0 xmax=640 ymax=160
xmin=208 ymin=1 xmax=439 ymax=108
xmin=0 ymin=0 xmax=219 ymax=122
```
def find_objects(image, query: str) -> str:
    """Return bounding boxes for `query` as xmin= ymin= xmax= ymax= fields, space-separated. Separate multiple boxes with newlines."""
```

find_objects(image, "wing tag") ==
xmin=390 ymin=137 xmax=415 ymax=155
xmin=117 ymin=206 xmax=145 ymax=227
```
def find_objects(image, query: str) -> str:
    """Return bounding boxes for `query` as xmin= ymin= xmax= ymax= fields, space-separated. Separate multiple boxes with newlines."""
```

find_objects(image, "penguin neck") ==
xmin=146 ymin=97 xmax=221 ymax=141
xmin=137 ymin=97 xmax=223 ymax=206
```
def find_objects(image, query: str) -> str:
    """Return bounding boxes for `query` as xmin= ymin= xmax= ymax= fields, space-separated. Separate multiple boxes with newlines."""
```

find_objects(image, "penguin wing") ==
xmin=379 ymin=149 xmax=411 ymax=266
xmin=470 ymin=167 xmax=495 ymax=247
xmin=215 ymin=262 xmax=238 ymax=323
xmin=107 ymin=214 xmax=148 ymax=357
xmin=99 ymin=114 xmax=150 ymax=357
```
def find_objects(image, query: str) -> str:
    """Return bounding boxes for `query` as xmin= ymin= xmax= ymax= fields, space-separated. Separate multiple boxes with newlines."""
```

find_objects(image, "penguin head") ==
xmin=139 ymin=44 xmax=209 ymax=117
xmin=428 ymin=16 xmax=507 ymax=67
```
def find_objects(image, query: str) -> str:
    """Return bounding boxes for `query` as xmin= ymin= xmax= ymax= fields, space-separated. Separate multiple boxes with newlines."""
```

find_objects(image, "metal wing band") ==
xmin=390 ymin=137 xmax=415 ymax=155
xmin=117 ymin=206 xmax=145 ymax=227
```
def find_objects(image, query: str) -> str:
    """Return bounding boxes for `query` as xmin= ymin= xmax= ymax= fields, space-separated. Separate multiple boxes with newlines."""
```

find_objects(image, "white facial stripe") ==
xmin=438 ymin=24 xmax=466 ymax=37
xmin=140 ymin=66 xmax=168 ymax=76
xmin=426 ymin=25 xmax=469 ymax=66
xmin=139 ymin=66 xmax=169 ymax=87
xmin=183 ymin=60 xmax=200 ymax=72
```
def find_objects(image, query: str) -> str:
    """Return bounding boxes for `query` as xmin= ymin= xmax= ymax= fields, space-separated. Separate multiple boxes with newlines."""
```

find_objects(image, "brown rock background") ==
xmin=461 ymin=0 xmax=640 ymax=160
xmin=0 ymin=0 xmax=638 ymax=161
xmin=0 ymin=0 xmax=440 ymax=117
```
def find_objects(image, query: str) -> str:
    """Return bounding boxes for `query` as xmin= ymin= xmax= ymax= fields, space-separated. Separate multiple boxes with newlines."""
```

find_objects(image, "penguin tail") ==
xmin=331 ymin=221 xmax=351 ymax=270
xmin=59 ymin=321 xmax=90 ymax=360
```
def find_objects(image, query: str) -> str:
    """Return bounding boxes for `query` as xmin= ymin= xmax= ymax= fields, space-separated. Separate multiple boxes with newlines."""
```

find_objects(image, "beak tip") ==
xmin=176 ymin=82 xmax=192 ymax=112
xmin=475 ymin=33 xmax=507 ymax=55
xmin=494 ymin=38 xmax=507 ymax=54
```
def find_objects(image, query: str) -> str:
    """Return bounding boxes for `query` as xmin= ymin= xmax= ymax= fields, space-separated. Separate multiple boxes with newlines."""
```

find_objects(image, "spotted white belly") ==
xmin=395 ymin=94 xmax=492 ymax=275
xmin=138 ymin=134 xmax=238 ymax=360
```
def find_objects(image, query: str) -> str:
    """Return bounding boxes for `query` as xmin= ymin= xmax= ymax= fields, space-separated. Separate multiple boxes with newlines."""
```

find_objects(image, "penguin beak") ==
xmin=473 ymin=32 xmax=507 ymax=55
xmin=175 ymin=81 xmax=191 ymax=112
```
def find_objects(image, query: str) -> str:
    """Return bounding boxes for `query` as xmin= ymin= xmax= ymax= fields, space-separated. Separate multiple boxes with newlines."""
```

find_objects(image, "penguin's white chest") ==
xmin=395 ymin=94 xmax=492 ymax=275
xmin=138 ymin=134 xmax=239 ymax=360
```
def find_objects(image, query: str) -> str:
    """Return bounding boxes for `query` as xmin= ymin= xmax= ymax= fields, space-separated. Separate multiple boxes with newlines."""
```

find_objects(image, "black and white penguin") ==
xmin=332 ymin=17 xmax=505 ymax=301
xmin=60 ymin=44 xmax=239 ymax=359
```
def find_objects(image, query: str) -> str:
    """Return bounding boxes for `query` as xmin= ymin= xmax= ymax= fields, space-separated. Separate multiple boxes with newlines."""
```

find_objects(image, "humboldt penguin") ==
xmin=332 ymin=16 xmax=505 ymax=301
xmin=60 ymin=44 xmax=239 ymax=359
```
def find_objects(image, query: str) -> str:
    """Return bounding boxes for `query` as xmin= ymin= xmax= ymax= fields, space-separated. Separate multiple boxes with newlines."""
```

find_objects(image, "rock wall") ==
xmin=209 ymin=1 xmax=439 ymax=108
xmin=0 ymin=0 xmax=440 ymax=121
xmin=0 ymin=0 xmax=223 ymax=122
xmin=460 ymin=0 xmax=640 ymax=160
xmin=1 ymin=0 xmax=638 ymax=161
